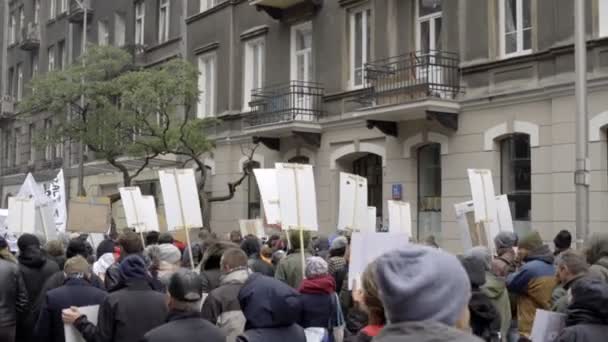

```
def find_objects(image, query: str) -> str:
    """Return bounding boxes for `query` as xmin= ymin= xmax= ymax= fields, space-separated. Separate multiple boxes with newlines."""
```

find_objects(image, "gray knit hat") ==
xmin=305 ymin=256 xmax=329 ymax=278
xmin=464 ymin=246 xmax=492 ymax=271
xmin=494 ymin=231 xmax=518 ymax=251
xmin=330 ymin=236 xmax=348 ymax=251
xmin=374 ymin=245 xmax=470 ymax=326
xmin=158 ymin=243 xmax=182 ymax=264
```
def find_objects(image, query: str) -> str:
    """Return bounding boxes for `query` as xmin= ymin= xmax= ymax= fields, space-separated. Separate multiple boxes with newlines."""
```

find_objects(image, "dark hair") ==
xmin=118 ymin=231 xmax=143 ymax=255
xmin=66 ymin=239 xmax=89 ymax=259
xmin=362 ymin=261 xmax=386 ymax=326
xmin=554 ymin=230 xmax=573 ymax=250
xmin=145 ymin=231 xmax=160 ymax=246
xmin=329 ymin=247 xmax=346 ymax=258
xmin=288 ymin=230 xmax=311 ymax=250
xmin=221 ymin=248 xmax=248 ymax=270
xmin=240 ymin=236 xmax=261 ymax=258
xmin=158 ymin=233 xmax=174 ymax=244
xmin=230 ymin=230 xmax=242 ymax=243
xmin=261 ymin=246 xmax=273 ymax=259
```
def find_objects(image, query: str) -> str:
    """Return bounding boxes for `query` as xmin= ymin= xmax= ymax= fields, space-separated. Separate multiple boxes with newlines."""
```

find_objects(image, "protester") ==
xmin=95 ymin=233 xmax=116 ymax=262
xmin=158 ymin=232 xmax=174 ymax=245
xmin=182 ymin=228 xmax=216 ymax=268
xmin=142 ymin=270 xmax=226 ymax=342
xmin=552 ymin=250 xmax=589 ymax=313
xmin=45 ymin=240 xmax=66 ymax=270
xmin=16 ymin=233 xmax=60 ymax=342
xmin=104 ymin=231 xmax=144 ymax=291
xmin=339 ymin=242 xmax=368 ymax=336
xmin=466 ymin=246 xmax=511 ymax=342
xmin=328 ymin=236 xmax=348 ymax=292
xmin=145 ymin=231 xmax=160 ymax=246
xmin=200 ymin=240 xmax=239 ymax=292
xmin=558 ymin=277 xmax=608 ymax=341
xmin=145 ymin=243 xmax=182 ymax=286
xmin=507 ymin=230 xmax=557 ymax=339
xmin=241 ymin=235 xmax=261 ymax=258
xmin=345 ymin=261 xmax=386 ymax=342
xmin=230 ymin=230 xmax=243 ymax=245
xmin=312 ymin=235 xmax=330 ymax=260
xmin=492 ymin=231 xmax=518 ymax=277
xmin=62 ymin=255 xmax=168 ymax=342
xmin=92 ymin=253 xmax=115 ymax=282
xmin=298 ymin=257 xmax=338 ymax=333
xmin=237 ymin=273 xmax=306 ymax=342
xmin=276 ymin=230 xmax=312 ymax=288
xmin=0 ymin=235 xmax=28 ymax=342
xmin=201 ymin=248 xmax=250 ymax=339
xmin=584 ymin=232 xmax=608 ymax=282
xmin=460 ymin=253 xmax=501 ymax=341
xmin=272 ymin=249 xmax=286 ymax=267
xmin=244 ymin=237 xmax=275 ymax=277
xmin=34 ymin=256 xmax=107 ymax=342
xmin=372 ymin=245 xmax=482 ymax=341
xmin=553 ymin=230 xmax=572 ymax=256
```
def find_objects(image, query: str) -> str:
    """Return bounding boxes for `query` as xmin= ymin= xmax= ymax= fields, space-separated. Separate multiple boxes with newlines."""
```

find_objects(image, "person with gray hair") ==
xmin=551 ymin=250 xmax=589 ymax=313
xmin=492 ymin=231 xmax=518 ymax=278
xmin=142 ymin=270 xmax=225 ymax=342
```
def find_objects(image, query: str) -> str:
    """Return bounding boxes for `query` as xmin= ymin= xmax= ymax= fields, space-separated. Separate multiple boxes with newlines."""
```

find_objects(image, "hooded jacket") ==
xmin=237 ymin=273 xmax=306 ymax=342
xmin=298 ymin=274 xmax=336 ymax=329
xmin=199 ymin=241 xmax=239 ymax=292
xmin=558 ymin=277 xmax=608 ymax=342
xmin=585 ymin=233 xmax=608 ymax=283
xmin=481 ymin=272 xmax=511 ymax=342
xmin=275 ymin=249 xmax=312 ymax=289
xmin=506 ymin=245 xmax=557 ymax=337
xmin=373 ymin=320 xmax=484 ymax=342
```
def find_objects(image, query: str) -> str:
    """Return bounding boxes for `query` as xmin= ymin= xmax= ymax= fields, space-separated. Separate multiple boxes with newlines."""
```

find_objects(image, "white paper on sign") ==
xmin=239 ymin=219 xmax=265 ymax=239
xmin=348 ymin=232 xmax=410 ymax=290
xmin=36 ymin=202 xmax=57 ymax=241
xmin=454 ymin=201 xmax=476 ymax=253
xmin=467 ymin=169 xmax=500 ymax=242
xmin=530 ymin=309 xmax=566 ymax=342
xmin=495 ymin=194 xmax=514 ymax=233
xmin=119 ymin=187 xmax=144 ymax=231
xmin=337 ymin=172 xmax=368 ymax=231
xmin=159 ymin=169 xmax=203 ymax=231
xmin=64 ymin=305 xmax=99 ymax=342
xmin=41 ymin=169 xmax=67 ymax=232
xmin=387 ymin=200 xmax=412 ymax=238
xmin=141 ymin=196 xmax=160 ymax=232
xmin=253 ymin=169 xmax=281 ymax=225
xmin=8 ymin=197 xmax=36 ymax=235
xmin=275 ymin=163 xmax=318 ymax=231
xmin=368 ymin=207 xmax=377 ymax=232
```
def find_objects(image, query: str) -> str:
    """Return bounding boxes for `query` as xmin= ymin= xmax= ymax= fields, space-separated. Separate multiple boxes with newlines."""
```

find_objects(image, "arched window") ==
xmin=500 ymin=133 xmax=531 ymax=223
xmin=247 ymin=161 xmax=261 ymax=219
xmin=417 ymin=143 xmax=442 ymax=240
xmin=352 ymin=154 xmax=383 ymax=230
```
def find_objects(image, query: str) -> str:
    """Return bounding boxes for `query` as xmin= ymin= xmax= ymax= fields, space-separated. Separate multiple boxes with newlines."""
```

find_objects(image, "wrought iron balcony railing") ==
xmin=69 ymin=0 xmax=93 ymax=23
xmin=19 ymin=23 xmax=40 ymax=51
xmin=359 ymin=50 xmax=461 ymax=106
xmin=244 ymin=81 xmax=323 ymax=128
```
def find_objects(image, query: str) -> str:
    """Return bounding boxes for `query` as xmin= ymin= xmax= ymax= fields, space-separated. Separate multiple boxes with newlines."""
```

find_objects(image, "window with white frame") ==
xmin=158 ymin=0 xmax=170 ymax=43
xmin=58 ymin=41 xmax=65 ymax=70
xmin=201 ymin=0 xmax=222 ymax=12
xmin=9 ymin=13 xmax=15 ymax=45
xmin=29 ymin=124 xmax=35 ymax=162
xmin=600 ymin=0 xmax=608 ymax=37
xmin=34 ymin=0 xmax=40 ymax=24
xmin=7 ymin=68 xmax=14 ymax=97
xmin=14 ymin=128 xmax=21 ymax=166
xmin=50 ymin=0 xmax=56 ymax=20
xmin=48 ymin=46 xmax=55 ymax=71
xmin=98 ymin=20 xmax=109 ymax=45
xmin=500 ymin=134 xmax=531 ymax=223
xmin=16 ymin=64 xmax=23 ymax=101
xmin=349 ymin=6 xmax=371 ymax=89
xmin=31 ymin=52 xmax=39 ymax=77
xmin=499 ymin=0 xmax=531 ymax=57
xmin=18 ymin=7 xmax=24 ymax=42
xmin=243 ymin=38 xmax=264 ymax=111
xmin=44 ymin=119 xmax=52 ymax=160
xmin=291 ymin=22 xmax=312 ymax=82
xmin=60 ymin=0 xmax=68 ymax=13
xmin=114 ymin=12 xmax=126 ymax=46
xmin=197 ymin=53 xmax=217 ymax=118
xmin=135 ymin=1 xmax=145 ymax=45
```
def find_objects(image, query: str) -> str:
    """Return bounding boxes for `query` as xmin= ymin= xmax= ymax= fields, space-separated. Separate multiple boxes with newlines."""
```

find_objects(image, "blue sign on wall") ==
xmin=392 ymin=184 xmax=402 ymax=200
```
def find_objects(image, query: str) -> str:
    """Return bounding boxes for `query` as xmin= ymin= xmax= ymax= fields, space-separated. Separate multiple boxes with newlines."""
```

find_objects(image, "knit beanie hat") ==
xmin=374 ymin=245 xmax=470 ymax=326
xmin=493 ymin=231 xmax=517 ymax=251
xmin=17 ymin=233 xmax=40 ymax=252
xmin=305 ymin=256 xmax=329 ymax=278
xmin=460 ymin=255 xmax=487 ymax=288
xmin=330 ymin=236 xmax=348 ymax=251
xmin=464 ymin=246 xmax=492 ymax=272
xmin=518 ymin=230 xmax=543 ymax=251
xmin=119 ymin=255 xmax=147 ymax=280
xmin=158 ymin=243 xmax=181 ymax=264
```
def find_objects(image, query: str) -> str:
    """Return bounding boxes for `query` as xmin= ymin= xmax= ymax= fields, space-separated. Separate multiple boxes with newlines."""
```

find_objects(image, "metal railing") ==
xmin=245 ymin=81 xmax=324 ymax=128
xmin=360 ymin=50 xmax=461 ymax=106
xmin=20 ymin=23 xmax=40 ymax=50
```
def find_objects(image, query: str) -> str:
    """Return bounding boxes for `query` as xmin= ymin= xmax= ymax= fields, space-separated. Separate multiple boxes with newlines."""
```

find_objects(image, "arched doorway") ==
xmin=417 ymin=143 xmax=442 ymax=241
xmin=352 ymin=153 xmax=383 ymax=231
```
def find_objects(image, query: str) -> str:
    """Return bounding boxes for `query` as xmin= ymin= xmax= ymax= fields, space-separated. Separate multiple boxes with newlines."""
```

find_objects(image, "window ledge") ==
xmin=240 ymin=25 xmax=269 ymax=41
xmin=145 ymin=37 xmax=181 ymax=53
xmin=46 ymin=18 xmax=56 ymax=25
xmin=186 ymin=1 xmax=232 ymax=24
xmin=194 ymin=42 xmax=220 ymax=55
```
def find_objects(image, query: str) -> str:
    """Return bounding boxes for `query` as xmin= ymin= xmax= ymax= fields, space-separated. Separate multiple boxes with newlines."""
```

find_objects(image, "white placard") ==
xmin=41 ymin=169 xmax=67 ymax=232
xmin=530 ymin=309 xmax=566 ymax=342
xmin=368 ymin=207 xmax=377 ymax=232
xmin=495 ymin=194 xmax=514 ymax=233
xmin=467 ymin=169 xmax=500 ymax=242
xmin=337 ymin=172 xmax=368 ymax=231
xmin=36 ymin=202 xmax=57 ymax=241
xmin=8 ymin=197 xmax=36 ymax=236
xmin=387 ymin=200 xmax=412 ymax=238
xmin=239 ymin=219 xmax=265 ymax=238
xmin=454 ymin=200 xmax=477 ymax=253
xmin=141 ymin=196 xmax=160 ymax=232
xmin=159 ymin=169 xmax=203 ymax=231
xmin=348 ymin=232 xmax=410 ymax=290
xmin=275 ymin=163 xmax=318 ymax=231
xmin=119 ymin=187 xmax=144 ymax=230
xmin=253 ymin=169 xmax=281 ymax=225
xmin=64 ymin=305 xmax=99 ymax=342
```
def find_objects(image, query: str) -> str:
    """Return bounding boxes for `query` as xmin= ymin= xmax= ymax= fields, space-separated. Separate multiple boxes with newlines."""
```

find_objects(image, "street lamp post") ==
xmin=74 ymin=0 xmax=87 ymax=196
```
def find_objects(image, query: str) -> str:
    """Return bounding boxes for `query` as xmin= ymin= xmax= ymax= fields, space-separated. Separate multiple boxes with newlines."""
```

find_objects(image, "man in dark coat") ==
xmin=104 ymin=231 xmax=144 ymax=291
xmin=16 ymin=233 xmax=60 ymax=342
xmin=34 ymin=256 xmax=107 ymax=342
xmin=0 ymin=236 xmax=28 ymax=342
xmin=558 ymin=277 xmax=608 ymax=342
xmin=62 ymin=255 xmax=168 ymax=342
xmin=200 ymin=240 xmax=239 ymax=292
xmin=142 ymin=270 xmax=226 ymax=342
xmin=237 ymin=273 xmax=306 ymax=342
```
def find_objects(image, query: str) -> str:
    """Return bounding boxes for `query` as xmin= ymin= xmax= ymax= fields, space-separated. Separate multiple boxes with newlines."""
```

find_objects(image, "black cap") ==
xmin=169 ymin=270 xmax=203 ymax=302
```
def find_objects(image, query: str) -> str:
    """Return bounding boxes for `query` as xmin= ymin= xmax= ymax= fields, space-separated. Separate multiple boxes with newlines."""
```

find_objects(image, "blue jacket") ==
xmin=237 ymin=273 xmax=306 ymax=342
xmin=34 ymin=277 xmax=107 ymax=342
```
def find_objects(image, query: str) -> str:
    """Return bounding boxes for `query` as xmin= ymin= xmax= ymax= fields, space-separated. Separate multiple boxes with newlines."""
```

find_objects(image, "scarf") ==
xmin=298 ymin=274 xmax=336 ymax=295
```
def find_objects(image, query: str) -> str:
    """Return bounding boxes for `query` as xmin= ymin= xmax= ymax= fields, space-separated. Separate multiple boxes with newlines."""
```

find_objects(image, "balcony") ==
xmin=249 ymin=0 xmax=322 ymax=20
xmin=68 ymin=0 xmax=94 ymax=23
xmin=19 ymin=23 xmax=40 ymax=51
xmin=1 ymin=96 xmax=15 ymax=119
xmin=355 ymin=50 xmax=462 ymax=127
xmin=243 ymin=81 xmax=323 ymax=137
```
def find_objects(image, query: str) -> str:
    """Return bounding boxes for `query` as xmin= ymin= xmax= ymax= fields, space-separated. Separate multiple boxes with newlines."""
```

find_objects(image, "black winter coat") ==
xmin=558 ymin=277 xmax=608 ymax=342
xmin=299 ymin=292 xmax=334 ymax=329
xmin=74 ymin=279 xmax=168 ymax=342
xmin=469 ymin=289 xmax=501 ymax=342
xmin=34 ymin=278 xmax=107 ymax=342
xmin=142 ymin=310 xmax=226 ymax=342
xmin=0 ymin=258 xmax=28 ymax=328
xmin=248 ymin=255 xmax=275 ymax=277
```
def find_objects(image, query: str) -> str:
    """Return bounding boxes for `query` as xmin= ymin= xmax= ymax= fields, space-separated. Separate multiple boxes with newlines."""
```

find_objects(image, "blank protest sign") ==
xmin=159 ymin=169 xmax=203 ymax=231
xmin=239 ymin=219 xmax=265 ymax=238
xmin=337 ymin=172 xmax=368 ymax=231
xmin=67 ymin=197 xmax=111 ymax=233
xmin=141 ymin=196 xmax=160 ymax=232
xmin=36 ymin=202 xmax=57 ymax=241
xmin=8 ymin=197 xmax=36 ymax=235
xmin=388 ymin=200 xmax=412 ymax=238
xmin=119 ymin=187 xmax=144 ymax=230
xmin=275 ymin=163 xmax=318 ymax=231
xmin=467 ymin=169 xmax=500 ymax=244
xmin=368 ymin=206 xmax=377 ymax=232
xmin=495 ymin=194 xmax=514 ymax=233
xmin=253 ymin=169 xmax=281 ymax=225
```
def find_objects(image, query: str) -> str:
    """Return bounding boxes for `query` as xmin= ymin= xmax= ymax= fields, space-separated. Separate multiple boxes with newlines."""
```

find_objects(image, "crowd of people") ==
xmin=0 ymin=227 xmax=607 ymax=342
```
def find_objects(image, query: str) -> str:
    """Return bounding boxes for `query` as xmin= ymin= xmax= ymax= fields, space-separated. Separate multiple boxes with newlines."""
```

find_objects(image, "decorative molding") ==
xmin=338 ymin=0 xmax=367 ymax=8
xmin=483 ymin=123 xmax=509 ymax=151
xmin=513 ymin=120 xmax=540 ymax=147
xmin=284 ymin=147 xmax=316 ymax=165
xmin=590 ymin=111 xmax=608 ymax=142
xmin=483 ymin=121 xmax=540 ymax=151
xmin=402 ymin=133 xmax=424 ymax=159
xmin=402 ymin=132 xmax=449 ymax=158
xmin=240 ymin=25 xmax=269 ymax=41
xmin=330 ymin=141 xmax=386 ymax=170
xmin=193 ymin=42 xmax=220 ymax=56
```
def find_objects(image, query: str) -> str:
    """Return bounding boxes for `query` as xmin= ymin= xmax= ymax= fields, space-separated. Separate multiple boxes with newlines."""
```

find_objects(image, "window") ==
xmin=417 ymin=0 xmax=442 ymax=53
xmin=58 ymin=41 xmax=65 ymax=70
xmin=243 ymin=38 xmax=264 ymax=110
xmin=158 ymin=0 xmax=169 ymax=43
xmin=349 ymin=7 xmax=371 ymax=89
xmin=417 ymin=144 xmax=442 ymax=240
xmin=44 ymin=119 xmax=52 ymax=160
xmin=60 ymin=0 xmax=68 ymax=13
xmin=16 ymin=64 xmax=23 ymax=101
xmin=197 ymin=53 xmax=217 ymax=118
xmin=501 ymin=134 xmax=531 ymax=223
xmin=34 ymin=0 xmax=40 ymax=24
xmin=50 ymin=0 xmax=56 ymax=20
xmin=7 ymin=68 xmax=14 ymax=97
xmin=18 ymin=7 xmax=24 ymax=42
xmin=3 ymin=130 xmax=9 ymax=162
xmin=353 ymin=154 xmax=383 ymax=231
xmin=201 ymin=0 xmax=222 ymax=12
xmin=135 ymin=2 xmax=145 ymax=45
xmin=114 ymin=12 xmax=126 ymax=46
xmin=14 ymin=128 xmax=21 ymax=166
xmin=9 ymin=13 xmax=16 ymax=45
xmin=247 ymin=161 xmax=261 ymax=219
xmin=29 ymin=124 xmax=35 ymax=162
xmin=31 ymin=53 xmax=39 ymax=78
xmin=499 ymin=0 xmax=532 ymax=57
xmin=48 ymin=46 xmax=55 ymax=71
xmin=98 ymin=20 xmax=109 ymax=45
xmin=601 ymin=0 xmax=608 ymax=37
xmin=291 ymin=22 xmax=313 ymax=82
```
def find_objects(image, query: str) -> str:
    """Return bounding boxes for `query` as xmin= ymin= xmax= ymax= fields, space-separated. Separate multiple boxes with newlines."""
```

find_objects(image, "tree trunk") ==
xmin=199 ymin=192 xmax=211 ymax=229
